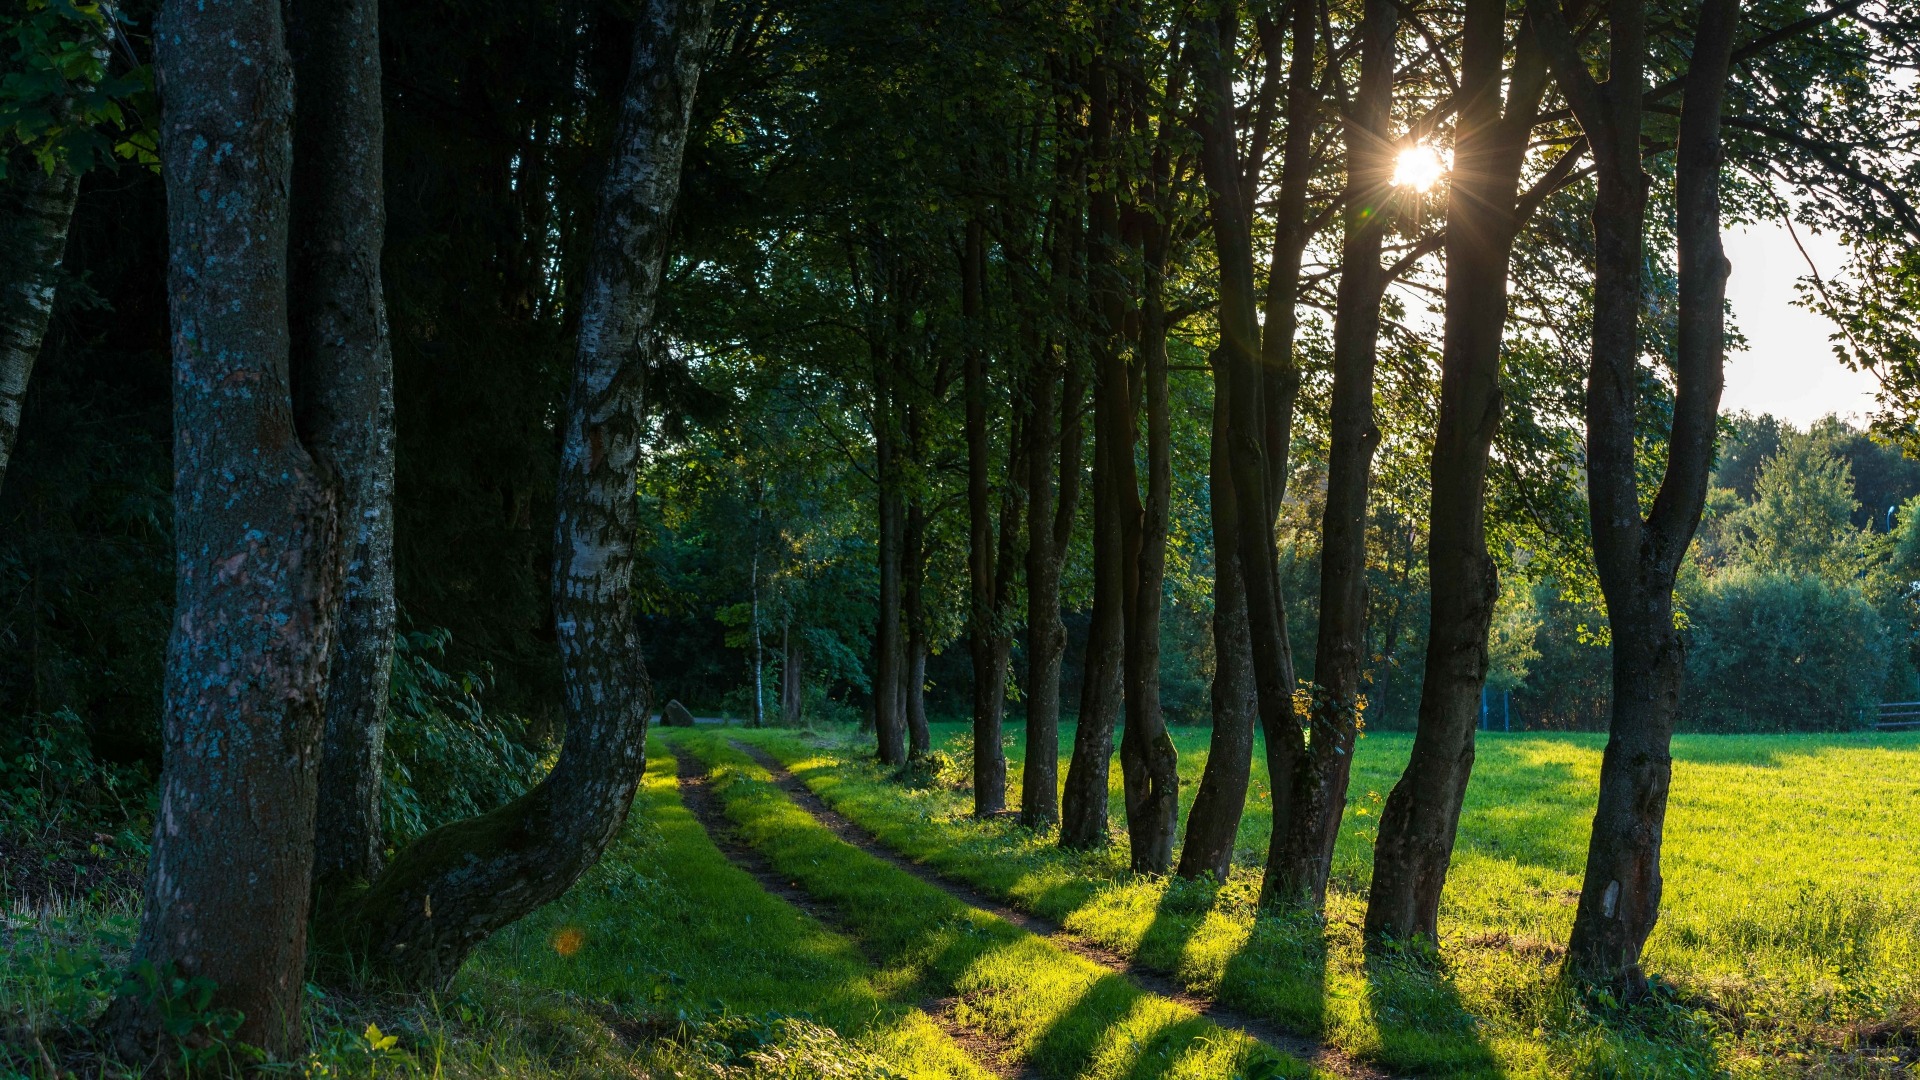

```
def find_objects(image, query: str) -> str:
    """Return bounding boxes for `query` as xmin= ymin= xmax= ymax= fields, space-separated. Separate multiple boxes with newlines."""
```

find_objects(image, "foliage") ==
xmin=0 ymin=0 xmax=155 ymax=178
xmin=1726 ymin=433 xmax=1867 ymax=579
xmin=381 ymin=629 xmax=542 ymax=849
xmin=1683 ymin=569 xmax=1892 ymax=732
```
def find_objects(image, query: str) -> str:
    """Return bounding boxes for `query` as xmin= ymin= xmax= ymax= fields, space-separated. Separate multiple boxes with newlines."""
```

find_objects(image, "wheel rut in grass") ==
xmin=667 ymin=744 xmax=1038 ymax=1080
xmin=728 ymin=738 xmax=1402 ymax=1080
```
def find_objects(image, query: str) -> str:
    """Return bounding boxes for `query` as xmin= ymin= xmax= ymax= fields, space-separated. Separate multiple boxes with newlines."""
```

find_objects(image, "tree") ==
xmin=339 ymin=0 xmax=717 ymax=988
xmin=287 ymin=0 xmax=397 ymax=893
xmin=1732 ymin=433 xmax=1863 ymax=578
xmin=104 ymin=0 xmax=343 ymax=1058
xmin=0 ymin=2 xmax=129 ymax=490
xmin=1364 ymin=0 xmax=1566 ymax=940
xmin=1531 ymin=0 xmax=1741 ymax=992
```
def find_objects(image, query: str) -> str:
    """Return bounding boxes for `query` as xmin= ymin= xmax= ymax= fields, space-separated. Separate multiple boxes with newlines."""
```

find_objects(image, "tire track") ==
xmin=728 ymin=738 xmax=1402 ymax=1080
xmin=667 ymin=744 xmax=1037 ymax=1080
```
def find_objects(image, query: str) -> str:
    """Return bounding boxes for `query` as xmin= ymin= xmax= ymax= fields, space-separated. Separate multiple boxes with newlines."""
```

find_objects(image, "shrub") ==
xmin=1682 ymin=569 xmax=1889 ymax=731
xmin=382 ymin=629 xmax=543 ymax=847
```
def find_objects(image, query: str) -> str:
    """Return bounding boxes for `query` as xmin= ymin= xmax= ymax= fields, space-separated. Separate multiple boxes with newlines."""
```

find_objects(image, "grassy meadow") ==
xmin=729 ymin=723 xmax=1920 ymax=1078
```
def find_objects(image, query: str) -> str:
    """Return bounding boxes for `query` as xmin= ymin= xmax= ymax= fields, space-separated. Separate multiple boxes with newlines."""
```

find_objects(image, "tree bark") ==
xmin=288 ymin=0 xmax=398 ymax=895
xmin=1060 ymin=60 xmax=1127 ymax=852
xmin=1262 ymin=0 xmax=1396 ymax=910
xmin=0 ymin=160 xmax=80 ymax=493
xmin=105 ymin=0 xmax=343 ymax=1058
xmin=337 ymin=0 xmax=716 ymax=989
xmin=1177 ymin=375 xmax=1257 ymax=880
xmin=964 ymin=217 xmax=1010 ymax=814
xmin=903 ymin=449 xmax=930 ymax=755
xmin=1119 ymin=214 xmax=1178 ymax=873
xmin=1024 ymin=279 xmax=1084 ymax=827
xmin=1533 ymin=0 xmax=1739 ymax=992
xmin=781 ymin=626 xmax=804 ymax=726
xmin=1366 ymin=7 xmax=1548 ymax=942
xmin=872 ymin=350 xmax=908 ymax=764
xmin=1180 ymin=0 xmax=1319 ymax=882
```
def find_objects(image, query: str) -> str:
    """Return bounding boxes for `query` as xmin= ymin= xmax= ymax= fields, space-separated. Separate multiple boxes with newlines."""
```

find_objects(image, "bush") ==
xmin=382 ymin=629 xmax=544 ymax=848
xmin=1682 ymin=569 xmax=1889 ymax=731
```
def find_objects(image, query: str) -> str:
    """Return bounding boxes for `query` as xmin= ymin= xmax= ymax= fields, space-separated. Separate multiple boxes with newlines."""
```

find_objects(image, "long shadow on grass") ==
xmin=1360 ymin=942 xmax=1502 ymax=1077
xmin=1215 ymin=901 xmax=1330 ymax=1044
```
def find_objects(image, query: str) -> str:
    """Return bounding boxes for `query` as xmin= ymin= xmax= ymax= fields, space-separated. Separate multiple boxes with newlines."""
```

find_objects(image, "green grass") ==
xmin=730 ymin=722 xmax=1920 ymax=1079
xmin=2 ymin=739 xmax=989 ymax=1079
xmin=667 ymin=727 xmax=1330 ymax=1080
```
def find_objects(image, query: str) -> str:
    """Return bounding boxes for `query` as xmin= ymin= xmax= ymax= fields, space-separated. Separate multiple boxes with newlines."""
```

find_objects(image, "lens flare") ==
xmin=551 ymin=926 xmax=586 ymax=957
xmin=1392 ymin=144 xmax=1448 ymax=192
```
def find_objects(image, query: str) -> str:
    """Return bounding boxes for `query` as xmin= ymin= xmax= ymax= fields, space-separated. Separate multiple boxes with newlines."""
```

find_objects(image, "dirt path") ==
xmin=667 ymin=745 xmax=1038 ymax=1080
xmin=727 ymin=739 xmax=1403 ymax=1080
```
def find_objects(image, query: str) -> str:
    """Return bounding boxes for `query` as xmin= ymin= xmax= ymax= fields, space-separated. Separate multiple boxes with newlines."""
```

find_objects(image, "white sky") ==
xmin=1720 ymin=220 xmax=1880 ymax=428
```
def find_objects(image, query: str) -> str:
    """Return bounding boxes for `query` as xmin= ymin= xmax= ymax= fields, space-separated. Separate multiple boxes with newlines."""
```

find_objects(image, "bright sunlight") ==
xmin=1392 ymin=142 xmax=1448 ymax=191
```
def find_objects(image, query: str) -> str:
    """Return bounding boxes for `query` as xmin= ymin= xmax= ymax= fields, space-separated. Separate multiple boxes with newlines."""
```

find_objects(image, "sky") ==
xmin=1720 ymin=220 xmax=1881 ymax=429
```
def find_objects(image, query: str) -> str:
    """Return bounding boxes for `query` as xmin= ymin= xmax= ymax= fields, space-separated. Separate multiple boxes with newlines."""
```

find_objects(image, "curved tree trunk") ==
xmin=288 ymin=0 xmax=398 ymax=894
xmin=1365 ymin=7 xmax=1547 ymax=942
xmin=104 ymin=0 xmax=343 ymax=1059
xmin=1180 ymin=0 xmax=1318 ymax=881
xmin=0 ymin=159 xmax=80 ymax=492
xmin=1532 ymin=0 xmax=1739 ymax=993
xmin=339 ymin=0 xmax=716 ymax=989
xmin=1566 ymin=0 xmax=1739 ymax=991
xmin=1024 ymin=306 xmax=1084 ymax=828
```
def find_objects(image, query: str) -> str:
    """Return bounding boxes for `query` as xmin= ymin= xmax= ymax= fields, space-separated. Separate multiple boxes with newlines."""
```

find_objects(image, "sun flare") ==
xmin=1392 ymin=143 xmax=1448 ymax=192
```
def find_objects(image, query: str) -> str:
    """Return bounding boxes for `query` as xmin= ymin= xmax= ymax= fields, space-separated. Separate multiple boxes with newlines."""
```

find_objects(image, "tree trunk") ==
xmin=288 ymin=0 xmax=399 ymax=895
xmin=1366 ymin=6 xmax=1547 ymax=942
xmin=872 ymin=354 xmax=908 ymax=763
xmin=904 ymin=493 xmax=931 ymax=757
xmin=964 ymin=217 xmax=1009 ymax=815
xmin=1265 ymin=0 xmax=1397 ymax=909
xmin=1060 ymin=61 xmax=1126 ymax=852
xmin=781 ymin=626 xmax=805 ymax=726
xmin=0 ymin=160 xmax=80 ymax=492
xmin=104 ymin=0 xmax=343 ymax=1058
xmin=1178 ymin=354 xmax=1257 ymax=880
xmin=1180 ymin=0 xmax=1318 ymax=882
xmin=750 ymin=545 xmax=764 ymax=728
xmin=1120 ymin=235 xmax=1177 ymax=874
xmin=1543 ymin=0 xmax=1738 ymax=992
xmin=1024 ymin=307 xmax=1084 ymax=828
xmin=337 ymin=0 xmax=715 ymax=989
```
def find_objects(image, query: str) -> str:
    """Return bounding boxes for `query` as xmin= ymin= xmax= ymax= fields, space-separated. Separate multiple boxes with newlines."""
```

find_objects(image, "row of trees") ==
xmin=5 ymin=0 xmax=1920 ymax=1063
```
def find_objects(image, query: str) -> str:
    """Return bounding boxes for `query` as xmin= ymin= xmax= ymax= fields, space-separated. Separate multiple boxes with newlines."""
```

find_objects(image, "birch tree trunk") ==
xmin=104 ymin=0 xmax=343 ymax=1058
xmin=339 ymin=0 xmax=716 ymax=988
xmin=287 ymin=0 xmax=398 ymax=894
xmin=0 ymin=160 xmax=80 ymax=492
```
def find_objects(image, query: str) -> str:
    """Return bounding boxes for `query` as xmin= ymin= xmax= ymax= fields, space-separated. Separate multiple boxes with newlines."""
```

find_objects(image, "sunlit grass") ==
xmin=733 ymin=723 xmax=1920 ymax=1078
xmin=670 ymin=728 xmax=1328 ymax=1080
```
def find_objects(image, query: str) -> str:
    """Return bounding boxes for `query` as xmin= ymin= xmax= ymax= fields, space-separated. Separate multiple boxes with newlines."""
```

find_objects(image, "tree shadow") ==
xmin=1359 ymin=939 xmax=1504 ymax=1078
